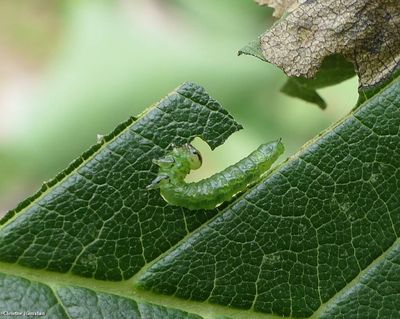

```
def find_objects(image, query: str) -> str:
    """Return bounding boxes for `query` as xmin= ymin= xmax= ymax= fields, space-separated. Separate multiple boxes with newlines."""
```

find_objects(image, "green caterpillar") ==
xmin=147 ymin=139 xmax=284 ymax=210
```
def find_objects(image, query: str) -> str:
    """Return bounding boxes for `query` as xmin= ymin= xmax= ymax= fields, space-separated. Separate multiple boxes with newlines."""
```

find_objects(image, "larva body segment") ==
xmin=147 ymin=140 xmax=284 ymax=210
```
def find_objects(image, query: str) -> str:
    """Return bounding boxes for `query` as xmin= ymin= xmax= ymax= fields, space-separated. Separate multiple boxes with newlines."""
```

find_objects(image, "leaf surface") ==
xmin=0 ymin=273 xmax=203 ymax=319
xmin=0 ymin=82 xmax=243 ymax=281
xmin=138 ymin=77 xmax=400 ymax=317
xmin=1 ymin=80 xmax=400 ymax=318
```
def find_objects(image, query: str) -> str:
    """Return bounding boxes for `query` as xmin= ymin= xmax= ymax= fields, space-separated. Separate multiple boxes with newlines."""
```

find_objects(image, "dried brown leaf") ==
xmin=260 ymin=0 xmax=400 ymax=88
xmin=255 ymin=0 xmax=298 ymax=18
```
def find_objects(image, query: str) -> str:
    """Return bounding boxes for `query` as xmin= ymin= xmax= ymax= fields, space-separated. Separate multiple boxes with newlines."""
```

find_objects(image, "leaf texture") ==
xmin=0 ymin=82 xmax=242 ymax=281
xmin=1 ymin=79 xmax=400 ymax=318
xmin=0 ymin=273 xmax=203 ymax=319
xmin=137 ymin=78 xmax=400 ymax=317
xmin=259 ymin=0 xmax=400 ymax=89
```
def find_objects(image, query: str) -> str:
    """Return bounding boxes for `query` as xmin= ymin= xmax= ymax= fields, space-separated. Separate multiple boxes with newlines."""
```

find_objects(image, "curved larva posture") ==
xmin=147 ymin=140 xmax=284 ymax=210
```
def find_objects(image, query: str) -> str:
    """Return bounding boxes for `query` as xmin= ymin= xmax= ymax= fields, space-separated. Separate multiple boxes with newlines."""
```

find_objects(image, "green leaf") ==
xmin=0 ymin=82 xmax=242 ymax=281
xmin=280 ymin=55 xmax=355 ymax=109
xmin=0 ymin=82 xmax=244 ymax=318
xmin=0 ymin=273 xmax=203 ymax=319
xmin=1 ymin=79 xmax=400 ymax=318
xmin=137 ymin=77 xmax=400 ymax=317
xmin=357 ymin=68 xmax=400 ymax=107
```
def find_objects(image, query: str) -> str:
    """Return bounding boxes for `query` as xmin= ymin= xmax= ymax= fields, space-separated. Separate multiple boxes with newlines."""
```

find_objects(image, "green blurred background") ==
xmin=0 ymin=0 xmax=358 ymax=215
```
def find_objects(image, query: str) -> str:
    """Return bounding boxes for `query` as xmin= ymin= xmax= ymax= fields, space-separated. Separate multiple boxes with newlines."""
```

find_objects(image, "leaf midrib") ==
xmin=2 ymin=75 xmax=399 ymax=318
xmin=0 ymin=262 xmax=284 ymax=319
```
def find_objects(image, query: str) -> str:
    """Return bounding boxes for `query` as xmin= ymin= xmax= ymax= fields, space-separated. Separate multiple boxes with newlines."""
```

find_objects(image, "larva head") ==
xmin=180 ymin=143 xmax=202 ymax=170
xmin=149 ymin=143 xmax=203 ymax=189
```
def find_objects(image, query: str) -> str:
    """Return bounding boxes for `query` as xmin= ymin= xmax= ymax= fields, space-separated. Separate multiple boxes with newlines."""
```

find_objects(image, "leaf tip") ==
xmin=238 ymin=38 xmax=267 ymax=62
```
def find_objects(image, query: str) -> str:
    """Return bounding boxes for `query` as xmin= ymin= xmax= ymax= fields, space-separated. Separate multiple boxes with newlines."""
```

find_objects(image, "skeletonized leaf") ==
xmin=259 ymin=0 xmax=400 ymax=89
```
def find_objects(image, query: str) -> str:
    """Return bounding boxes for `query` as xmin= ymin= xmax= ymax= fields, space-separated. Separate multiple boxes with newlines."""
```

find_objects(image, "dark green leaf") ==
xmin=1 ymin=79 xmax=400 ymax=318
xmin=0 ymin=273 xmax=203 ymax=319
xmin=137 ymin=78 xmax=400 ymax=317
xmin=0 ymin=82 xmax=242 ymax=282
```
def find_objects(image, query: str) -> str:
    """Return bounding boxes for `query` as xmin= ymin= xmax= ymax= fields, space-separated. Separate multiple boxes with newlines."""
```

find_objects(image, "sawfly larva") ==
xmin=147 ymin=139 xmax=284 ymax=210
